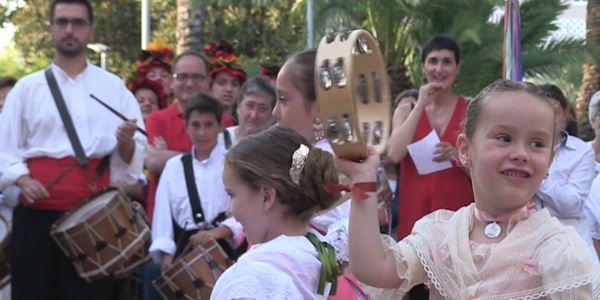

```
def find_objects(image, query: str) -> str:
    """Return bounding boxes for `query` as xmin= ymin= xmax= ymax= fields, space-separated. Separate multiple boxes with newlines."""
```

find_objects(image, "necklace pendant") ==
xmin=483 ymin=222 xmax=502 ymax=239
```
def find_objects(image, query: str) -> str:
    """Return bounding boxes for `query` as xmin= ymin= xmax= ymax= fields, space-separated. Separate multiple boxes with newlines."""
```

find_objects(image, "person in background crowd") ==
xmin=0 ymin=76 xmax=19 ymax=227
xmin=150 ymin=93 xmax=243 ymax=275
xmin=142 ymin=51 xmax=211 ymax=300
xmin=144 ymin=51 xmax=210 ymax=221
xmin=0 ymin=76 xmax=16 ymax=114
xmin=221 ymin=76 xmax=275 ymax=147
xmin=384 ymin=88 xmax=419 ymax=230
xmin=134 ymin=39 xmax=174 ymax=98
xmin=533 ymin=84 xmax=596 ymax=260
xmin=0 ymin=1 xmax=146 ymax=298
xmin=129 ymin=77 xmax=166 ymax=121
xmin=584 ymin=90 xmax=600 ymax=263
xmin=259 ymin=64 xmax=280 ymax=87
xmin=118 ymin=78 xmax=166 ymax=207
xmin=386 ymin=36 xmax=474 ymax=244
xmin=385 ymin=36 xmax=475 ymax=298
xmin=204 ymin=41 xmax=246 ymax=128
xmin=273 ymin=49 xmax=371 ymax=299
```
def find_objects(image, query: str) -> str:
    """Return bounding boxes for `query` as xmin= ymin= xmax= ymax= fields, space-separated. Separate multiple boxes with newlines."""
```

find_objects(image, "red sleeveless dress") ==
xmin=396 ymin=97 xmax=474 ymax=239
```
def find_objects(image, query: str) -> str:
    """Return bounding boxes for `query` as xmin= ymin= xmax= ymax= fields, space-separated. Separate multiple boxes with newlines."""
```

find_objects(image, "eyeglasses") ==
xmin=173 ymin=73 xmax=207 ymax=83
xmin=52 ymin=18 xmax=90 ymax=29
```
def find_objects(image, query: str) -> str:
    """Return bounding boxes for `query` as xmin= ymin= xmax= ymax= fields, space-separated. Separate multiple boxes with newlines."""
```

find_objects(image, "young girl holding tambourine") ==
xmin=340 ymin=80 xmax=600 ymax=299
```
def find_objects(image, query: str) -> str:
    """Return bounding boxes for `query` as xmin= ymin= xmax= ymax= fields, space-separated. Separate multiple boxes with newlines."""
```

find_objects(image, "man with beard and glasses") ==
xmin=0 ymin=0 xmax=146 ymax=299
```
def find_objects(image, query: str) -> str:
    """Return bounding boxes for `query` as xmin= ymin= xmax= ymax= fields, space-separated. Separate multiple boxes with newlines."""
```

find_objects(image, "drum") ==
xmin=0 ymin=216 xmax=10 ymax=289
xmin=114 ymin=241 xmax=150 ymax=279
xmin=51 ymin=188 xmax=150 ymax=281
xmin=154 ymin=239 xmax=232 ymax=300
xmin=315 ymin=29 xmax=391 ymax=161
xmin=114 ymin=202 xmax=151 ymax=279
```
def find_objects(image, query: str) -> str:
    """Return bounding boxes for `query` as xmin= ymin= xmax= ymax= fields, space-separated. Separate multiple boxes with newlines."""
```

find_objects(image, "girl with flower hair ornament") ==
xmin=340 ymin=80 xmax=600 ymax=299
xmin=128 ymin=77 xmax=166 ymax=121
xmin=204 ymin=41 xmax=247 ymax=128
xmin=135 ymin=39 xmax=174 ymax=97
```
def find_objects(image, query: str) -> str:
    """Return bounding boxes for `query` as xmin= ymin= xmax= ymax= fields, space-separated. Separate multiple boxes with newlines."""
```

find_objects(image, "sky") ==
xmin=0 ymin=0 xmax=18 ymax=54
xmin=0 ymin=24 xmax=15 ymax=53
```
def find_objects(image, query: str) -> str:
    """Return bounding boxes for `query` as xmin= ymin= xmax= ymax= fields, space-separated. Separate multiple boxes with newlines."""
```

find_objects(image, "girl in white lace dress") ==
xmin=210 ymin=126 xmax=342 ymax=299
xmin=338 ymin=80 xmax=600 ymax=299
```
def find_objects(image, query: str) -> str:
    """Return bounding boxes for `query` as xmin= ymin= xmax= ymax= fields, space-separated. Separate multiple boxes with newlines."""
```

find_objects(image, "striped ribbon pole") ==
xmin=502 ymin=0 xmax=522 ymax=81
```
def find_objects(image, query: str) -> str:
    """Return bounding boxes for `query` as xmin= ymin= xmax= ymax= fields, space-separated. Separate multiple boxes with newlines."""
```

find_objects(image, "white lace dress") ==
xmin=362 ymin=204 xmax=600 ymax=299
xmin=210 ymin=233 xmax=329 ymax=300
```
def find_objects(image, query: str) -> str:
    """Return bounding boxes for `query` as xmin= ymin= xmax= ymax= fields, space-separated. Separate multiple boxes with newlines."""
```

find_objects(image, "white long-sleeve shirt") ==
xmin=149 ymin=144 xmax=243 ymax=257
xmin=0 ymin=63 xmax=146 ymax=190
xmin=533 ymin=133 xmax=597 ymax=240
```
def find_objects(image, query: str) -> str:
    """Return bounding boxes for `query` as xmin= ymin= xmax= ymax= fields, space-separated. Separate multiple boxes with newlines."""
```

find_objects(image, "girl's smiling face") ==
xmin=458 ymin=91 xmax=554 ymax=214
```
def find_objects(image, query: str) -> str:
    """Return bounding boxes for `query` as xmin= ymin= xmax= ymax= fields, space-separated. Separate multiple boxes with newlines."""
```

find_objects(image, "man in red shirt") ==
xmin=144 ymin=52 xmax=210 ymax=221
xmin=142 ymin=51 xmax=211 ymax=300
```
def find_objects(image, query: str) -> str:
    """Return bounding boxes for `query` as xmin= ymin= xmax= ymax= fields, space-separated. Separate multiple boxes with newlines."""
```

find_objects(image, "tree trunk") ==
xmin=176 ymin=0 xmax=204 ymax=54
xmin=576 ymin=0 xmax=600 ymax=140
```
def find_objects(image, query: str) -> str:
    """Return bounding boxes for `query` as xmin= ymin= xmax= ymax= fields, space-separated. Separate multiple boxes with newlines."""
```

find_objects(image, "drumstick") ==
xmin=89 ymin=94 xmax=148 ymax=136
xmin=45 ymin=162 xmax=77 ymax=191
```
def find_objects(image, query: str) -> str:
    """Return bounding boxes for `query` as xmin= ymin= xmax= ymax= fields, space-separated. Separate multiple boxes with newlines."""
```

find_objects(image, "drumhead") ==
xmin=55 ymin=190 xmax=119 ymax=231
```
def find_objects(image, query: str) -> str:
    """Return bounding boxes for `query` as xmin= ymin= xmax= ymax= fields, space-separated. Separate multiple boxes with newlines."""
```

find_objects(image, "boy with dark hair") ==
xmin=148 ymin=92 xmax=243 ymax=294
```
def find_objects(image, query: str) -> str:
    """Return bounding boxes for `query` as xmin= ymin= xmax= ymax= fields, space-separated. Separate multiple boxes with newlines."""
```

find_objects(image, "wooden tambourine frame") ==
xmin=315 ymin=29 xmax=391 ymax=161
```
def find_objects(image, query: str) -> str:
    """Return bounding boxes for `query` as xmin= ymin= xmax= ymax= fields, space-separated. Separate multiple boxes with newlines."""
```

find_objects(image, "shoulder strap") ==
xmin=223 ymin=128 xmax=232 ymax=150
xmin=44 ymin=68 xmax=88 ymax=168
xmin=181 ymin=153 xmax=206 ymax=224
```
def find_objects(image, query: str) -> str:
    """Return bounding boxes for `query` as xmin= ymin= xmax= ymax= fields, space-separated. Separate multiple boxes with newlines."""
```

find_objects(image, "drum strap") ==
xmin=44 ymin=68 xmax=88 ymax=168
xmin=223 ymin=129 xmax=232 ymax=150
xmin=181 ymin=153 xmax=206 ymax=224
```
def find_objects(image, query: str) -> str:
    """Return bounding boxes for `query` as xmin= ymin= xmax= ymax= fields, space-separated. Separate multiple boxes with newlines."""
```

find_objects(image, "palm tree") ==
xmin=576 ymin=0 xmax=600 ymax=140
xmin=177 ymin=0 xmax=204 ymax=53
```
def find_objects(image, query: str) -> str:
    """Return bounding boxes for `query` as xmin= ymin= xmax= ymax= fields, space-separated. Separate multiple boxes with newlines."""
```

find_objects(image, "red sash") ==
xmin=20 ymin=156 xmax=110 ymax=211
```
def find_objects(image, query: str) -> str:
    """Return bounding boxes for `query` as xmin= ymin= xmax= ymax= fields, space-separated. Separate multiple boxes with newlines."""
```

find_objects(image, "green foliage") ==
xmin=1 ymin=0 xmax=592 ymax=96
xmin=0 ymin=0 xmax=19 ymax=27
xmin=147 ymin=0 xmax=303 ymax=74
xmin=0 ymin=47 xmax=26 ymax=78
xmin=290 ymin=0 xmax=367 ymax=46
xmin=92 ymin=0 xmax=140 ymax=78
xmin=149 ymin=0 xmax=176 ymax=48
xmin=3 ymin=0 xmax=142 ymax=80
xmin=356 ymin=0 xmax=590 ymax=97
xmin=386 ymin=0 xmax=506 ymax=96
xmin=202 ymin=1 xmax=304 ymax=70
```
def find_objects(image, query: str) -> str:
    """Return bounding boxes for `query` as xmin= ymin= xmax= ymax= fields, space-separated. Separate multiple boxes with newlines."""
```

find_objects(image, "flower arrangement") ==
xmin=203 ymin=41 xmax=246 ymax=84
xmin=135 ymin=39 xmax=174 ymax=77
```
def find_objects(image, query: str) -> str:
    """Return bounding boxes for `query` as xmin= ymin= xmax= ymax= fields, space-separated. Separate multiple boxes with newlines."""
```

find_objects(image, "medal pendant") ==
xmin=483 ymin=222 xmax=502 ymax=239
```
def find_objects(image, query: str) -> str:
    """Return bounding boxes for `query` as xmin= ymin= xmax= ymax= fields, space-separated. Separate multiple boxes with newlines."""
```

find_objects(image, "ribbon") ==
xmin=306 ymin=232 xmax=340 ymax=296
xmin=323 ymin=182 xmax=377 ymax=201
xmin=473 ymin=202 xmax=534 ymax=223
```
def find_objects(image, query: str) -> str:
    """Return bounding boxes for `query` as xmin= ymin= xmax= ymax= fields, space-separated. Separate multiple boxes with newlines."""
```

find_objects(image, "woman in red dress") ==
xmin=387 ymin=35 xmax=474 ymax=241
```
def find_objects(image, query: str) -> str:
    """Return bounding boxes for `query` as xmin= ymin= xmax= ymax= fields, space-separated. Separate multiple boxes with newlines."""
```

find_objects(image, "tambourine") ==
xmin=315 ymin=29 xmax=391 ymax=161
